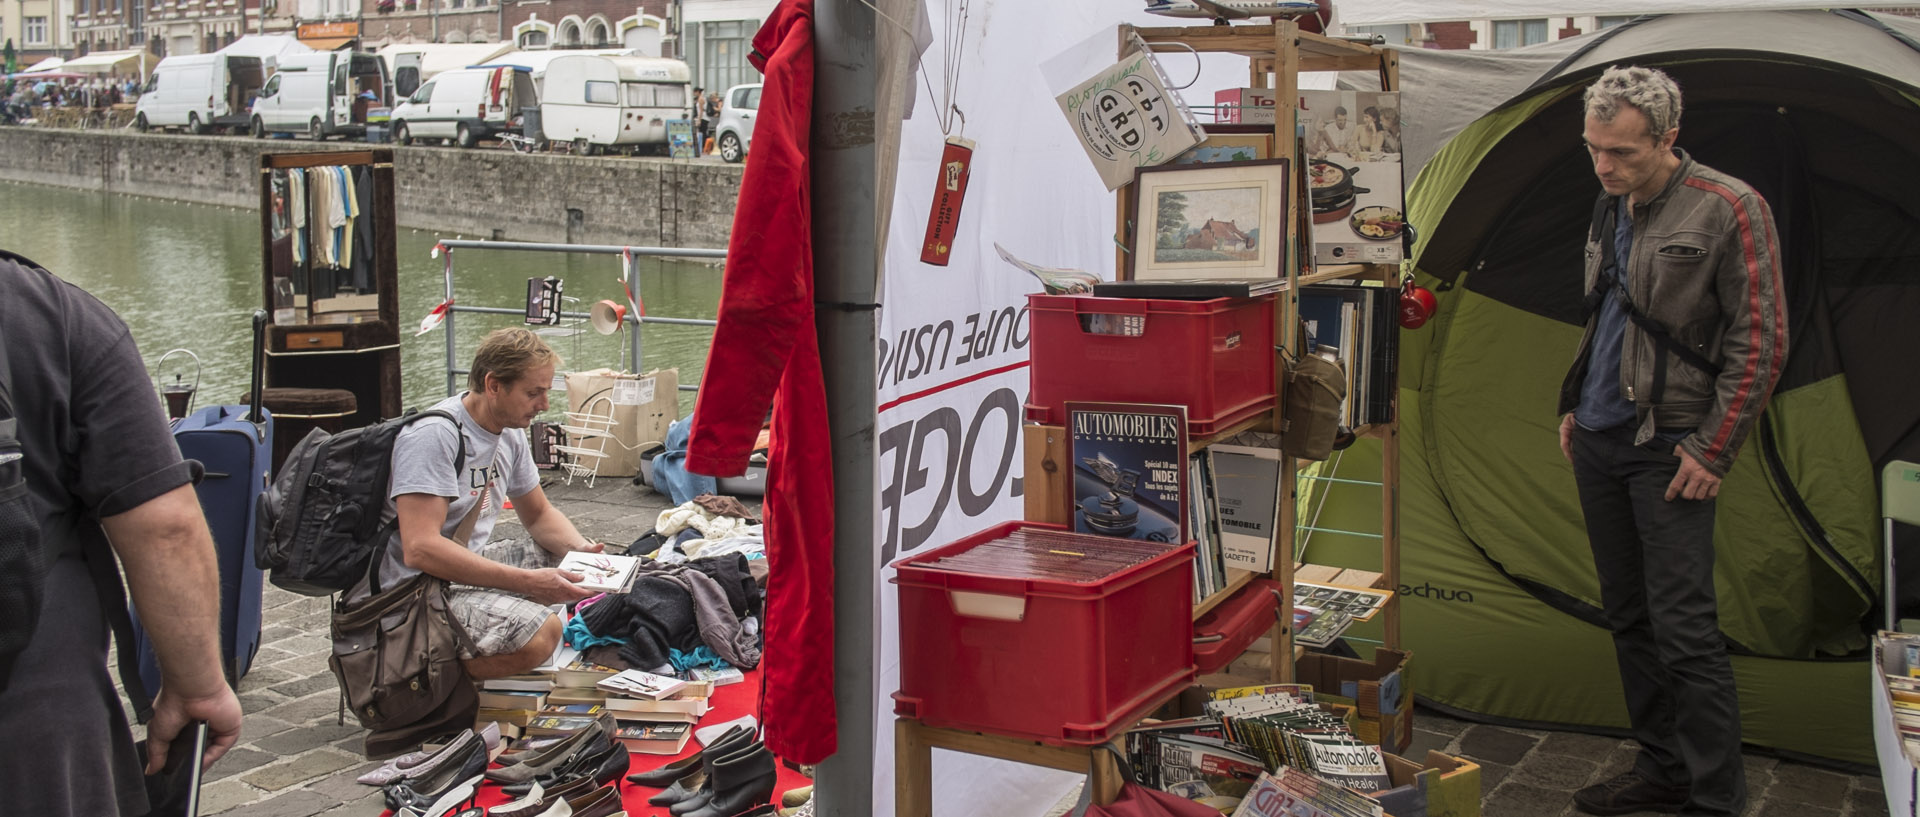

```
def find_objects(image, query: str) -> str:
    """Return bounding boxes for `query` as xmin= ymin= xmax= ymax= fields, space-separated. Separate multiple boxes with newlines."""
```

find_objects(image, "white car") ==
xmin=713 ymin=83 xmax=760 ymax=163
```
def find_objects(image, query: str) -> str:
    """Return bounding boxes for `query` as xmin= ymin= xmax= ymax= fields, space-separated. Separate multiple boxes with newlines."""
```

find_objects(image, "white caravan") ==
xmin=133 ymin=54 xmax=267 ymax=134
xmin=248 ymin=51 xmax=393 ymax=140
xmin=389 ymin=66 xmax=537 ymax=148
xmin=538 ymin=55 xmax=690 ymax=155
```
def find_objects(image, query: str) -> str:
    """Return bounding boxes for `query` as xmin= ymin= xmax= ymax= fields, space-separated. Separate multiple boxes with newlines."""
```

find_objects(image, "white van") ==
xmin=249 ymin=51 xmax=392 ymax=140
xmin=389 ymin=66 xmax=536 ymax=148
xmin=539 ymin=55 xmax=690 ymax=155
xmin=133 ymin=54 xmax=266 ymax=134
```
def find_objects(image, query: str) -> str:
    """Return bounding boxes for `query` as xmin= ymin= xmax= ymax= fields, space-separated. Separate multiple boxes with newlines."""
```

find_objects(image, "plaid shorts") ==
xmin=448 ymin=539 xmax=561 ymax=660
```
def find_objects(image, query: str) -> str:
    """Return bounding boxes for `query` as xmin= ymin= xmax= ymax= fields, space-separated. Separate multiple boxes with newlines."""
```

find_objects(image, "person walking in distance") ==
xmin=1557 ymin=65 xmax=1786 ymax=817
xmin=0 ymin=250 xmax=244 ymax=816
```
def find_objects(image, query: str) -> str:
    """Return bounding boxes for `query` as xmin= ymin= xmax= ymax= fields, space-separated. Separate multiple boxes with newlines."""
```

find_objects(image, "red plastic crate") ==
xmin=1025 ymin=293 xmax=1277 ymax=436
xmin=890 ymin=521 xmax=1197 ymax=745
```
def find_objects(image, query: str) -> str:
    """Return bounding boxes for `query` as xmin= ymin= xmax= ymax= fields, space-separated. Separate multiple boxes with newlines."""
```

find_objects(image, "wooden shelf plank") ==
xmin=1129 ymin=24 xmax=1379 ymax=62
xmin=1192 ymin=567 xmax=1256 ymax=620
xmin=1299 ymin=264 xmax=1397 ymax=287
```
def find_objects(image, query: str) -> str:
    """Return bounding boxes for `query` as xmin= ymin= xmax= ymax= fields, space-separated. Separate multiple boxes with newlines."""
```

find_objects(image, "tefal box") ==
xmin=1214 ymin=87 xmax=1279 ymax=125
xmin=1295 ymin=647 xmax=1413 ymax=753
xmin=1369 ymin=751 xmax=1482 ymax=817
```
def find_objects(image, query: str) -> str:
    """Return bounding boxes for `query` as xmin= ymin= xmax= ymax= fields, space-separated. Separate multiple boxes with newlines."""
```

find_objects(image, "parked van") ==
xmin=713 ymin=82 xmax=761 ymax=163
xmin=389 ymin=66 xmax=535 ymax=148
xmin=133 ymin=54 xmax=267 ymax=134
xmin=539 ymin=55 xmax=690 ymax=155
xmin=249 ymin=51 xmax=392 ymax=140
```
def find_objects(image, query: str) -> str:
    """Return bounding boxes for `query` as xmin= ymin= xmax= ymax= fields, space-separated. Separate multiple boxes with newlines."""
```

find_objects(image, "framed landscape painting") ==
xmin=1127 ymin=158 xmax=1290 ymax=281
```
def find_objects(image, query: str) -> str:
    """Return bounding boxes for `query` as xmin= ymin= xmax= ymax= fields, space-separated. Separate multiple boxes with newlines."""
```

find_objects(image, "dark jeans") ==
xmin=1572 ymin=425 xmax=1746 ymax=816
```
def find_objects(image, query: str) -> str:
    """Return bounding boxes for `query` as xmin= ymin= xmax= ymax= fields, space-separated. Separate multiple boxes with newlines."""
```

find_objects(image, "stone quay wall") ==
xmin=0 ymin=128 xmax=742 ymax=248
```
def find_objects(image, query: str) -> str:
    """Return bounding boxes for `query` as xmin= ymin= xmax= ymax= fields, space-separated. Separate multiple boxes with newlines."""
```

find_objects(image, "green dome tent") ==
xmin=1307 ymin=9 xmax=1920 ymax=766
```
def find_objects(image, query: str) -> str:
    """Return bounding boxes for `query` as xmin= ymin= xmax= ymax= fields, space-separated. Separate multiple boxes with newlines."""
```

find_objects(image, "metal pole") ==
xmin=626 ymin=252 xmax=642 ymax=373
xmin=443 ymin=249 xmax=458 ymax=396
xmin=810 ymin=1 xmax=877 ymax=815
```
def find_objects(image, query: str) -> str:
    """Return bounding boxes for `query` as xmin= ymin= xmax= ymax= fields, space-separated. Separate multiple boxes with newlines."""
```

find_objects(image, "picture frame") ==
xmin=1127 ymin=158 xmax=1290 ymax=281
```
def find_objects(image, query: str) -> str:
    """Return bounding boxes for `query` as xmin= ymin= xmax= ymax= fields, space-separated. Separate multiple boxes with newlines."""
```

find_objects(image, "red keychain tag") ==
xmin=920 ymin=136 xmax=976 ymax=266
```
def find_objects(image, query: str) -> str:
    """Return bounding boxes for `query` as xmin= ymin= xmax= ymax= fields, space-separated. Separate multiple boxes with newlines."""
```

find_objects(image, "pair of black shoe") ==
xmin=630 ymin=725 xmax=778 ymax=817
xmin=380 ymin=731 xmax=488 ymax=817
xmin=498 ymin=729 xmax=632 ymax=798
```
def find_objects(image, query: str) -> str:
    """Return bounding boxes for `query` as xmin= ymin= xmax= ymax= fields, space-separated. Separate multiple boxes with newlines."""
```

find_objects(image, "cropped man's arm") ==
xmin=1679 ymin=187 xmax=1788 ymax=477
xmin=101 ymin=484 xmax=243 ymax=772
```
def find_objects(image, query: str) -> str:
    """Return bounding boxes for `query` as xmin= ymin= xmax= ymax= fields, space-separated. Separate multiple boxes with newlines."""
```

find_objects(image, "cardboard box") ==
xmin=1213 ymin=87 xmax=1279 ymax=124
xmin=563 ymin=368 xmax=679 ymax=478
xmin=1370 ymin=750 xmax=1482 ymax=817
xmin=1295 ymin=647 xmax=1413 ymax=753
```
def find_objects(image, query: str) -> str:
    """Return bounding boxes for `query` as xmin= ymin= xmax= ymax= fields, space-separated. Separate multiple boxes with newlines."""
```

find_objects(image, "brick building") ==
xmin=5 ymin=0 xmax=75 ymax=62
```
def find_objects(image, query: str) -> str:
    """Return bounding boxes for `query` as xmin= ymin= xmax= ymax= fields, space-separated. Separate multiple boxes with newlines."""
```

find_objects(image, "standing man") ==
xmin=0 ymin=250 xmax=244 ymax=815
xmin=692 ymin=85 xmax=707 ymax=152
xmin=1557 ymin=66 xmax=1786 ymax=817
xmin=382 ymin=327 xmax=602 ymax=679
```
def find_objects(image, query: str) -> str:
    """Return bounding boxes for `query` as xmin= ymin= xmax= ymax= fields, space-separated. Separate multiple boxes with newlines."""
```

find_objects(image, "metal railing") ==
xmin=434 ymin=239 xmax=725 ymax=396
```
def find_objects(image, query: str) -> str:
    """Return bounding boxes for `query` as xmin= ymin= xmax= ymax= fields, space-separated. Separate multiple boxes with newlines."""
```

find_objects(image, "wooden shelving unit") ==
xmin=898 ymin=21 xmax=1404 ymax=817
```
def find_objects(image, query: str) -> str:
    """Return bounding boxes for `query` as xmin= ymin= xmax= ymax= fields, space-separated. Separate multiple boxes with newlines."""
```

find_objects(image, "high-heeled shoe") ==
xmin=485 ymin=713 xmax=615 ymax=784
xmin=382 ymin=735 xmax=488 ymax=817
xmin=501 ymin=735 xmax=629 ymax=797
xmin=684 ymin=741 xmax=777 ymax=817
xmin=358 ymin=728 xmax=480 ymax=787
xmin=628 ymin=724 xmax=750 ymax=787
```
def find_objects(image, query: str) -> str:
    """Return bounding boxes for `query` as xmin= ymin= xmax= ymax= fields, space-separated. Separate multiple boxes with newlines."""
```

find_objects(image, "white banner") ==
xmin=869 ymin=5 xmax=1251 ymax=815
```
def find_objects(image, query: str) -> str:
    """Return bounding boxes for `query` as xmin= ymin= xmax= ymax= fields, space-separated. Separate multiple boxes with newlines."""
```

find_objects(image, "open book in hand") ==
xmin=557 ymin=551 xmax=640 ymax=593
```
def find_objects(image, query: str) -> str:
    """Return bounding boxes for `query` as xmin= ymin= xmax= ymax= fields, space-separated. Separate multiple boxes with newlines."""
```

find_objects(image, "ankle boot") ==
xmin=684 ymin=742 xmax=778 ymax=817
xmin=653 ymin=726 xmax=759 ymax=807
xmin=630 ymin=725 xmax=752 ymax=787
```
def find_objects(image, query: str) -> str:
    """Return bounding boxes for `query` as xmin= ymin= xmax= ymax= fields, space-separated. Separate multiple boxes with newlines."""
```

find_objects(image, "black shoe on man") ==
xmin=1573 ymin=770 xmax=1689 ymax=816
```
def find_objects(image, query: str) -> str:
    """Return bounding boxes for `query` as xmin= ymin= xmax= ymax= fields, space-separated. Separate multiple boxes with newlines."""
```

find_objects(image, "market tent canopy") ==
xmin=376 ymin=42 xmax=515 ymax=80
xmin=61 ymin=50 xmax=147 ymax=74
xmin=1305 ymin=8 xmax=1920 ymax=766
xmin=18 ymin=57 xmax=65 ymax=74
xmin=218 ymin=34 xmax=313 ymax=63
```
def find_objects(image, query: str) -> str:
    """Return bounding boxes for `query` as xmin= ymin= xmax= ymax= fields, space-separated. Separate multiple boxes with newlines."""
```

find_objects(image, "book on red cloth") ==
xmin=614 ymin=720 xmax=694 ymax=755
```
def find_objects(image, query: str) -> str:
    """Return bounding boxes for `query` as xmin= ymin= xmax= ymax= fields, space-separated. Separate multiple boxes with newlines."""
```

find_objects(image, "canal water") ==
xmin=2 ymin=180 xmax=720 ymax=417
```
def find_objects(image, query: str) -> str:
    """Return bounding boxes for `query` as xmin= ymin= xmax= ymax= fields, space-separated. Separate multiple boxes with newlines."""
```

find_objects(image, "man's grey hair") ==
xmin=1584 ymin=65 xmax=1682 ymax=140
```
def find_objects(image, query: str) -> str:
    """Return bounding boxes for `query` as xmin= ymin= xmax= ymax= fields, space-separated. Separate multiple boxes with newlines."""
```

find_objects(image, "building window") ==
xmin=695 ymin=19 xmax=757 ymax=93
xmin=1597 ymin=16 xmax=1632 ymax=29
xmin=1492 ymin=18 xmax=1547 ymax=49
xmin=586 ymin=19 xmax=608 ymax=46
xmin=518 ymin=29 xmax=548 ymax=48
xmin=25 ymin=16 xmax=49 ymax=45
xmin=557 ymin=19 xmax=581 ymax=46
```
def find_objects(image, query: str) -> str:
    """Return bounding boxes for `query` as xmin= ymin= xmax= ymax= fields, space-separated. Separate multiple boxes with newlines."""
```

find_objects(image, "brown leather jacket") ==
xmin=1557 ymin=151 xmax=1788 ymax=477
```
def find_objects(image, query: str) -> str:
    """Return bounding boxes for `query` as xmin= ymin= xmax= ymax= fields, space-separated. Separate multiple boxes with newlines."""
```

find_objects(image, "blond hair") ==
xmin=468 ymin=328 xmax=562 ymax=392
xmin=1584 ymin=65 xmax=1682 ymax=140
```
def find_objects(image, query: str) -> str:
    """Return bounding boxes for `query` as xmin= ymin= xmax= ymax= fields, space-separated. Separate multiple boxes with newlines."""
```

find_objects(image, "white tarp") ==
xmin=61 ymin=50 xmax=146 ymax=74
xmin=18 ymin=57 xmax=66 ymax=74
xmin=217 ymin=34 xmax=314 ymax=65
xmin=872 ymin=5 xmax=1252 ymax=816
xmin=377 ymin=42 xmax=518 ymax=80
xmin=480 ymin=48 xmax=636 ymax=77
xmin=1339 ymin=0 xmax=1860 ymax=26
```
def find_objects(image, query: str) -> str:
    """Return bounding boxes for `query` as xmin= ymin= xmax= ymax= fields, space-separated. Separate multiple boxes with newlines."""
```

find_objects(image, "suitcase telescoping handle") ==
xmin=247 ymin=309 xmax=268 ymax=426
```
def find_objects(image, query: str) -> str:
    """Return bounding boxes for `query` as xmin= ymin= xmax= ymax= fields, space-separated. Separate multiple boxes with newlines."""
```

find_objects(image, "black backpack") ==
xmin=255 ymin=410 xmax=465 ymax=596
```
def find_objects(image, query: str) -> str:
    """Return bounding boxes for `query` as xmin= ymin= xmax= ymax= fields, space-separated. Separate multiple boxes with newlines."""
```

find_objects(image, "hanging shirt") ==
xmin=683 ymin=0 xmax=833 ymax=765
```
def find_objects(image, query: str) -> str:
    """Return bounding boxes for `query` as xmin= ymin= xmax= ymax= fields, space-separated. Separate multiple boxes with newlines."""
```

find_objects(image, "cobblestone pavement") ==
xmin=122 ymin=474 xmax=1889 ymax=816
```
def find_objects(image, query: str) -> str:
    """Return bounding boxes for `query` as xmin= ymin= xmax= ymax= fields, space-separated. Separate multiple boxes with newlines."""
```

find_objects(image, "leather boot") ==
xmin=684 ymin=742 xmax=778 ymax=817
xmin=652 ymin=726 xmax=759 ymax=808
xmin=630 ymin=725 xmax=751 ymax=787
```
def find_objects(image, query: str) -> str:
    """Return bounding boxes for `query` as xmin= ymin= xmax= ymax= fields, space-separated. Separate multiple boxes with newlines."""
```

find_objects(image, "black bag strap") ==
xmin=1068 ymin=744 xmax=1141 ymax=816
xmin=0 ymin=251 xmax=158 ymax=722
xmin=364 ymin=413 xmax=475 ymax=598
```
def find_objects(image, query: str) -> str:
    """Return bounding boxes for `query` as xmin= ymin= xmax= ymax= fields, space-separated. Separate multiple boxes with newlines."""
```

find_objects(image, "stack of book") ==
xmin=1230 ymin=767 xmax=1385 ymax=817
xmin=1298 ymin=284 xmax=1400 ymax=429
xmin=477 ymin=676 xmax=554 ymax=740
xmin=1204 ymin=685 xmax=1392 ymax=795
xmin=598 ymin=669 xmax=703 ymax=755
xmin=1882 ymin=631 xmax=1920 ymax=758
xmin=1189 ymin=452 xmax=1230 ymax=601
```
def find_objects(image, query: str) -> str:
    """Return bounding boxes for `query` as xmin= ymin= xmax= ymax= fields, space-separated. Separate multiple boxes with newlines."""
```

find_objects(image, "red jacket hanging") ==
xmin=683 ymin=0 xmax=834 ymax=765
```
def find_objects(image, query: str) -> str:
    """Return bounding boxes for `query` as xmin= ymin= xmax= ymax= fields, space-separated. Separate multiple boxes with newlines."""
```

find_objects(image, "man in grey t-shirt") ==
xmin=389 ymin=328 xmax=600 ymax=679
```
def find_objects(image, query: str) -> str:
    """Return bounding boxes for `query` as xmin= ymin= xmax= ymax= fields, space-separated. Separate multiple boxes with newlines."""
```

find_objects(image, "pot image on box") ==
xmin=1302 ymin=89 xmax=1406 ymax=266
